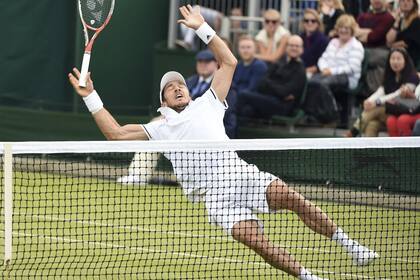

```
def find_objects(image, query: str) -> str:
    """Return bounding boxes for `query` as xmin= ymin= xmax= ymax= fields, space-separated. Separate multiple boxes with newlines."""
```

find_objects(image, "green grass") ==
xmin=1 ymin=171 xmax=419 ymax=279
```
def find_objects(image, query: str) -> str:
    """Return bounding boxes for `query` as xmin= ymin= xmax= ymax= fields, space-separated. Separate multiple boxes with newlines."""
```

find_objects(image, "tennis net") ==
xmin=1 ymin=138 xmax=419 ymax=279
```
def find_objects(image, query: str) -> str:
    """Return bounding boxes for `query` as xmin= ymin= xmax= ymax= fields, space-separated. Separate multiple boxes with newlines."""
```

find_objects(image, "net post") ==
xmin=3 ymin=143 xmax=13 ymax=267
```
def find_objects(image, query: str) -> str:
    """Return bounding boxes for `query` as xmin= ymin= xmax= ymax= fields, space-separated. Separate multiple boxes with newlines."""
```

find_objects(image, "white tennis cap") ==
xmin=159 ymin=71 xmax=187 ymax=104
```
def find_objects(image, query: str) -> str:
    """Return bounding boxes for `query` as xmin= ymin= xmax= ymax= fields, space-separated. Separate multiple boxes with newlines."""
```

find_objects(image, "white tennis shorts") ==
xmin=203 ymin=163 xmax=278 ymax=236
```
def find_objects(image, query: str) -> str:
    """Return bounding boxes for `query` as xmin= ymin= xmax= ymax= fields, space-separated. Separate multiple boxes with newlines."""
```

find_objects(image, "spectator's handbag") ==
xmin=385 ymin=97 xmax=420 ymax=116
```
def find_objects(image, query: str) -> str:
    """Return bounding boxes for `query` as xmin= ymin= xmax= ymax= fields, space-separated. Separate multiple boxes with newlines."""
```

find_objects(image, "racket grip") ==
xmin=79 ymin=52 xmax=91 ymax=88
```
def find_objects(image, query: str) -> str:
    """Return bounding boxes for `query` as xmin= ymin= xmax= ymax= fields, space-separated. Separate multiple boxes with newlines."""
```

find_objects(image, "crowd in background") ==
xmin=175 ymin=0 xmax=420 ymax=138
xmin=118 ymin=0 xmax=420 ymax=185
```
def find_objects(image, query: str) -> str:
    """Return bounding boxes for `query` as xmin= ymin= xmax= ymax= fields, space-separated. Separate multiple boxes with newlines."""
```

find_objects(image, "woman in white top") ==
xmin=310 ymin=14 xmax=364 ymax=125
xmin=255 ymin=9 xmax=290 ymax=63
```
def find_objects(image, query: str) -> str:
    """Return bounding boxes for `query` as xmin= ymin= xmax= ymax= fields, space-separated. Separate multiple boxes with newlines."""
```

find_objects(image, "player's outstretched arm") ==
xmin=68 ymin=68 xmax=149 ymax=141
xmin=178 ymin=5 xmax=237 ymax=102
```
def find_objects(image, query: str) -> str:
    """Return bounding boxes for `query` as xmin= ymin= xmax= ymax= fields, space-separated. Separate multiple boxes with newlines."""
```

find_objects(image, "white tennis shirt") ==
xmin=143 ymin=88 xmax=228 ymax=141
xmin=143 ymin=88 xmax=245 ymax=202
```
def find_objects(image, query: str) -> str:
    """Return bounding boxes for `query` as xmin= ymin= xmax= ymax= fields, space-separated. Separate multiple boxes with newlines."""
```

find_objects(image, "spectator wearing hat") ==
xmin=186 ymin=49 xmax=238 ymax=138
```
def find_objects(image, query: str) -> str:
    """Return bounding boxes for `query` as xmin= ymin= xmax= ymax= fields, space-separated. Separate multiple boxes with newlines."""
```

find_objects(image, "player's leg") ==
xmin=231 ymin=220 xmax=326 ymax=280
xmin=204 ymin=179 xmax=326 ymax=280
xmin=266 ymin=180 xmax=378 ymax=265
xmin=266 ymin=180 xmax=337 ymax=238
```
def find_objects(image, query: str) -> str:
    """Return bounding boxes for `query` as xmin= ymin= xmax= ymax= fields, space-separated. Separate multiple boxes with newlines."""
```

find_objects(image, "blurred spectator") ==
xmin=356 ymin=0 xmax=395 ymax=47
xmin=186 ymin=49 xmax=238 ymax=138
xmin=233 ymin=35 xmax=268 ymax=95
xmin=386 ymin=0 xmax=398 ymax=11
xmin=412 ymin=119 xmax=420 ymax=135
xmin=343 ymin=0 xmax=371 ymax=17
xmin=300 ymin=9 xmax=329 ymax=76
xmin=230 ymin=7 xmax=247 ymax=30
xmin=346 ymin=48 xmax=419 ymax=137
xmin=386 ymin=0 xmax=420 ymax=70
xmin=319 ymin=0 xmax=345 ymax=37
xmin=387 ymin=81 xmax=420 ymax=136
xmin=230 ymin=7 xmax=248 ymax=51
xmin=237 ymin=35 xmax=306 ymax=119
xmin=311 ymin=15 xmax=364 ymax=126
xmin=255 ymin=9 xmax=290 ymax=63
xmin=356 ymin=0 xmax=395 ymax=93
xmin=177 ymin=6 xmax=223 ymax=51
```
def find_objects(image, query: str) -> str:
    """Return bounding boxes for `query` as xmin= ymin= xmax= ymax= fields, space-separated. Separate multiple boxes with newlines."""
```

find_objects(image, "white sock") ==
xmin=332 ymin=227 xmax=355 ymax=252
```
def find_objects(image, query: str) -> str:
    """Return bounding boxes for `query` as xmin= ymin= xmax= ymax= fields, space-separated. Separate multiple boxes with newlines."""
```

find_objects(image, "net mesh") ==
xmin=1 ymin=140 xmax=419 ymax=279
xmin=79 ymin=0 xmax=114 ymax=28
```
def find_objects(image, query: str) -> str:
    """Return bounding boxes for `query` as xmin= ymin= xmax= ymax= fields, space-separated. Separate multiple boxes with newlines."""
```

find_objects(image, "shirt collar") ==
xmin=157 ymin=102 xmax=192 ymax=124
xmin=199 ymin=75 xmax=213 ymax=84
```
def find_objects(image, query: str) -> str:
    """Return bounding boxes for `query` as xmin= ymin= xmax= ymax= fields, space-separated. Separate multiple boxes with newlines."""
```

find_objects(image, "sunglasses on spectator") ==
xmin=303 ymin=19 xmax=318 ymax=24
xmin=265 ymin=19 xmax=279 ymax=24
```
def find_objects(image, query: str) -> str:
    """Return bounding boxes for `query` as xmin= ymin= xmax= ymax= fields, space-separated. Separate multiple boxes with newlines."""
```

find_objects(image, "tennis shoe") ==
xmin=349 ymin=242 xmax=379 ymax=266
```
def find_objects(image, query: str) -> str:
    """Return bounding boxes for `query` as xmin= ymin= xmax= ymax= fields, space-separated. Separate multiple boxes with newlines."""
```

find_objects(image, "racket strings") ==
xmin=80 ymin=0 xmax=113 ymax=28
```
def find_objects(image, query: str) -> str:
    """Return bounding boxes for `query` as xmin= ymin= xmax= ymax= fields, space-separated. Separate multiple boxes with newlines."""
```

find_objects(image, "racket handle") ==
xmin=79 ymin=52 xmax=91 ymax=88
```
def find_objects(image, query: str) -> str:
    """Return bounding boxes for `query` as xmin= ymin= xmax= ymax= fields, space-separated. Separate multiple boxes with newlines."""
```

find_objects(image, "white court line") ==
xmin=19 ymin=213 xmax=419 ymax=265
xmin=13 ymin=231 xmax=385 ymax=280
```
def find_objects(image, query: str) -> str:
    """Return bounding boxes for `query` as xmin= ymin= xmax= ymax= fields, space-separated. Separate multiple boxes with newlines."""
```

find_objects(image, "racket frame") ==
xmin=78 ymin=0 xmax=115 ymax=87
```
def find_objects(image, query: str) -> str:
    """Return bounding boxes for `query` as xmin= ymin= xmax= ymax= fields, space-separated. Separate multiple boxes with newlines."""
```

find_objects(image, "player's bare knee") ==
xmin=231 ymin=220 xmax=264 ymax=248
xmin=267 ymin=180 xmax=309 ymax=212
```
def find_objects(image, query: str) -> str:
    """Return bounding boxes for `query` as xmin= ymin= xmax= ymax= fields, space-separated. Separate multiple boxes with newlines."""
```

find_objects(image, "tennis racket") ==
xmin=78 ymin=0 xmax=115 ymax=87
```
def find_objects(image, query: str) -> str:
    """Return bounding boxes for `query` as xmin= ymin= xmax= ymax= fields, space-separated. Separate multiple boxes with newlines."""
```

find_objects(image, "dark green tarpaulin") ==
xmin=0 ymin=1 xmax=77 ymax=110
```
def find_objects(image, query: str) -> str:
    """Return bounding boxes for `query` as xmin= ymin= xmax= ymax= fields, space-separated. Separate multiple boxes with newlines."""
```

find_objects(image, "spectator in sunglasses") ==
xmin=255 ymin=9 xmax=290 ymax=63
xmin=300 ymin=9 xmax=329 ymax=76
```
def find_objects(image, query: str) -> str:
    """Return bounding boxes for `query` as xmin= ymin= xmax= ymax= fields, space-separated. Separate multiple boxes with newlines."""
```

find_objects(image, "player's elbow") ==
xmin=104 ymin=129 xmax=126 ymax=141
xmin=104 ymin=133 xmax=120 ymax=141
xmin=223 ymin=55 xmax=238 ymax=69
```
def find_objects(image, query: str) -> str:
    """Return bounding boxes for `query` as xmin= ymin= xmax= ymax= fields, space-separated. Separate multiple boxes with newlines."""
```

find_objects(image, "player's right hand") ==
xmin=68 ymin=68 xmax=95 ymax=97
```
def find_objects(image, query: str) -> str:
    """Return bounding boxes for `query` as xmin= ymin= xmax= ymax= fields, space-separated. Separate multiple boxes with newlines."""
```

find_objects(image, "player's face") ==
xmin=162 ymin=80 xmax=191 ymax=112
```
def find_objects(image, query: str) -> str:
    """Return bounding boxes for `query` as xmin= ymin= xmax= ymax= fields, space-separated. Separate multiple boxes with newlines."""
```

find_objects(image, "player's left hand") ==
xmin=68 ymin=68 xmax=95 ymax=97
xmin=178 ymin=5 xmax=205 ymax=30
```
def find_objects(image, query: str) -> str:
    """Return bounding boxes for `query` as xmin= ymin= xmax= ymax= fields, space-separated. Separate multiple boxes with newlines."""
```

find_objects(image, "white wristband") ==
xmin=195 ymin=22 xmax=216 ymax=44
xmin=83 ymin=90 xmax=103 ymax=114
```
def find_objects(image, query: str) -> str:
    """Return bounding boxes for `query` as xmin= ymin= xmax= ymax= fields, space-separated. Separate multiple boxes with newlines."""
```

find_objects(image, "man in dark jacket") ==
xmin=186 ymin=49 xmax=238 ymax=138
xmin=237 ymin=35 xmax=306 ymax=119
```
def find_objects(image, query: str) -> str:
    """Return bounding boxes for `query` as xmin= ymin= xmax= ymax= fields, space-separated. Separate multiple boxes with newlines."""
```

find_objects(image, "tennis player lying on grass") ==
xmin=69 ymin=5 xmax=378 ymax=280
